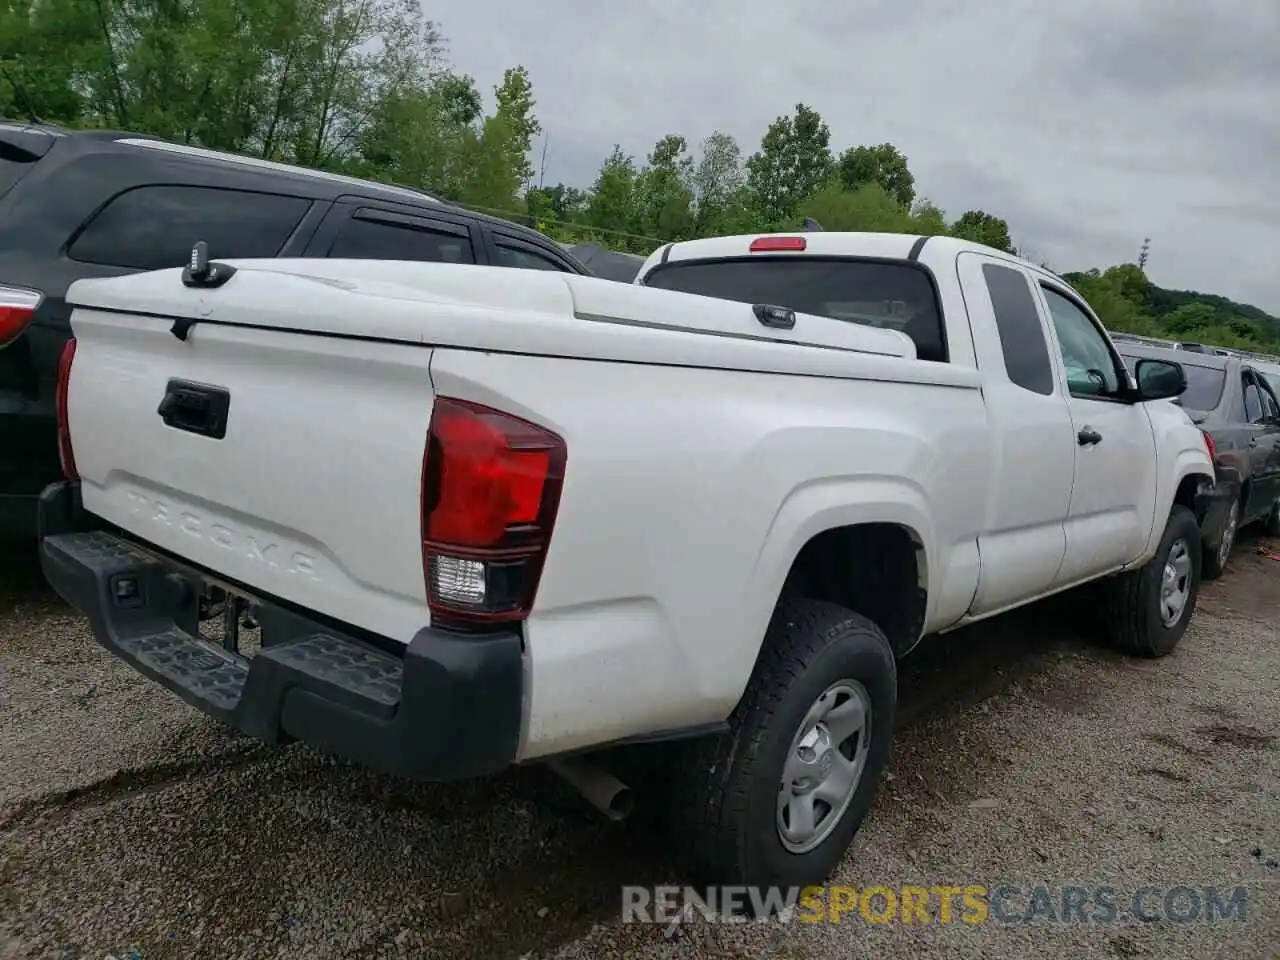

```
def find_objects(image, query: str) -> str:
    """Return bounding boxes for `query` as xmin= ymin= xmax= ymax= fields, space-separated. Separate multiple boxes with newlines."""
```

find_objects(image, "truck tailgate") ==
xmin=65 ymin=306 xmax=435 ymax=645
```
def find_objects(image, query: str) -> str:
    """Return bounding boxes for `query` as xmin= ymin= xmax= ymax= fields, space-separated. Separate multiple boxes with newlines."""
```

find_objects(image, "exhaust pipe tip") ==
xmin=549 ymin=756 xmax=634 ymax=822
xmin=607 ymin=784 xmax=635 ymax=821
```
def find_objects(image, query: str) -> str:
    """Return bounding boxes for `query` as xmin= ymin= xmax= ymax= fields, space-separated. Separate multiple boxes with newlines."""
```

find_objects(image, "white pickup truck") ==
xmin=39 ymin=231 xmax=1214 ymax=894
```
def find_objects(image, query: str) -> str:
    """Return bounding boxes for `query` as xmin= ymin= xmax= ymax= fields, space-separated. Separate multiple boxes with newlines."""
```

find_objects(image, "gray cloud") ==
xmin=441 ymin=0 xmax=1280 ymax=311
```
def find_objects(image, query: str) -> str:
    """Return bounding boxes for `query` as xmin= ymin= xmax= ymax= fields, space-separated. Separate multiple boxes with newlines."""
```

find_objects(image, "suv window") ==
xmin=983 ymin=263 xmax=1054 ymax=395
xmin=68 ymin=185 xmax=310 ymax=270
xmin=1243 ymin=374 xmax=1266 ymax=423
xmin=492 ymin=242 xmax=568 ymax=272
xmin=1261 ymin=371 xmax=1280 ymax=402
xmin=1120 ymin=355 xmax=1225 ymax=413
xmin=643 ymin=258 xmax=947 ymax=362
xmin=328 ymin=214 xmax=475 ymax=263
xmin=1040 ymin=285 xmax=1124 ymax=398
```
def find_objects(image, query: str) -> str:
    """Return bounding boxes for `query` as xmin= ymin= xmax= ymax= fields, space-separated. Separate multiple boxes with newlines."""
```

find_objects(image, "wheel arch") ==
xmin=741 ymin=478 xmax=935 ymax=685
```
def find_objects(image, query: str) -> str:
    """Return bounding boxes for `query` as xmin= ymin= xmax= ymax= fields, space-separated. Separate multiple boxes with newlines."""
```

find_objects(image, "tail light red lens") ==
xmin=0 ymin=284 xmax=42 ymax=348
xmin=55 ymin=338 xmax=78 ymax=480
xmin=421 ymin=397 xmax=566 ymax=627
xmin=1201 ymin=429 xmax=1217 ymax=464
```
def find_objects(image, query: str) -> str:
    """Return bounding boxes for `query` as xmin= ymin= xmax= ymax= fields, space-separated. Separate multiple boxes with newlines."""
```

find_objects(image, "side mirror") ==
xmin=1134 ymin=358 xmax=1187 ymax=401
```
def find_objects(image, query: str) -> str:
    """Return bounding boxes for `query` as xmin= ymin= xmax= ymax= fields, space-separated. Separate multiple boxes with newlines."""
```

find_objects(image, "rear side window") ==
xmin=982 ymin=264 xmax=1055 ymax=395
xmin=643 ymin=258 xmax=947 ymax=362
xmin=329 ymin=216 xmax=475 ymax=264
xmin=68 ymin=185 xmax=310 ymax=269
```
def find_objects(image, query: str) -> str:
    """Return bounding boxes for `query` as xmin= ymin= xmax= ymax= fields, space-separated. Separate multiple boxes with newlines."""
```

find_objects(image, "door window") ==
xmin=328 ymin=214 xmax=475 ymax=263
xmin=1040 ymin=286 xmax=1124 ymax=399
xmin=68 ymin=185 xmax=311 ymax=269
xmin=493 ymin=242 xmax=570 ymax=271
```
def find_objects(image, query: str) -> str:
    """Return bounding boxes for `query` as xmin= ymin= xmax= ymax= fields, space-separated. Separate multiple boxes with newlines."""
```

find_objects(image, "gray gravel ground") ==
xmin=2 ymin=534 xmax=1278 ymax=960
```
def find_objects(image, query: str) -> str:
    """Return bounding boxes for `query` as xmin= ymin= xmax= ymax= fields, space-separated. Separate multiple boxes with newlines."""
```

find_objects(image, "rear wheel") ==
xmin=1202 ymin=497 xmax=1239 ymax=581
xmin=1266 ymin=498 xmax=1280 ymax=538
xmin=1103 ymin=506 xmax=1201 ymax=658
xmin=666 ymin=598 xmax=897 ymax=897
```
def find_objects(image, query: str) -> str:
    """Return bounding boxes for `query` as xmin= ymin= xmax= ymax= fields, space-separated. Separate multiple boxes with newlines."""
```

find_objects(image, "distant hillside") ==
xmin=1061 ymin=265 xmax=1280 ymax=353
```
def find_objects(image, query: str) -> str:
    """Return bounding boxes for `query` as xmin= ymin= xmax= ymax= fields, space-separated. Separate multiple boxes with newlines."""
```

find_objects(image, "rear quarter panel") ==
xmin=428 ymin=348 xmax=991 ymax=759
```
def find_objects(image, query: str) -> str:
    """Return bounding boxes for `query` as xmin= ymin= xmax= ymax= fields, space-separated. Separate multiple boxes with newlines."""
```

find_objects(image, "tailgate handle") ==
xmin=157 ymin=380 xmax=231 ymax=439
xmin=753 ymin=303 xmax=797 ymax=330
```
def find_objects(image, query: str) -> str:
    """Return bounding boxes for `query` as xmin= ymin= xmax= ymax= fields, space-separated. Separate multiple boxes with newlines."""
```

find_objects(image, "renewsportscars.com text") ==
xmin=622 ymin=883 xmax=1250 ymax=926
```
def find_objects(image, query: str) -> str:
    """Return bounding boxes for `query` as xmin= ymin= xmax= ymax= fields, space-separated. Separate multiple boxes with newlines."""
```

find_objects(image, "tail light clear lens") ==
xmin=0 ymin=284 xmax=42 ymax=348
xmin=421 ymin=397 xmax=566 ymax=627
xmin=56 ymin=338 xmax=78 ymax=479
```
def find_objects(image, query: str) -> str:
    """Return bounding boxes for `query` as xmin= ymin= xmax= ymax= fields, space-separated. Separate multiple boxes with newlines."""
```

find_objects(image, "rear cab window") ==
xmin=68 ymin=184 xmax=311 ymax=269
xmin=641 ymin=257 xmax=947 ymax=362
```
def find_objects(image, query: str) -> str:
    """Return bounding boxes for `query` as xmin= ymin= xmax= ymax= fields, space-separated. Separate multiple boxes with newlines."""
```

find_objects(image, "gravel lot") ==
xmin=2 ymin=534 xmax=1277 ymax=960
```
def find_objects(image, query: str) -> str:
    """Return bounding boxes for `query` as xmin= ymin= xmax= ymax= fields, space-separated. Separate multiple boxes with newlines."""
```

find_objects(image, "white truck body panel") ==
xmin=62 ymin=234 xmax=1214 ymax=760
xmin=67 ymin=308 xmax=436 ymax=644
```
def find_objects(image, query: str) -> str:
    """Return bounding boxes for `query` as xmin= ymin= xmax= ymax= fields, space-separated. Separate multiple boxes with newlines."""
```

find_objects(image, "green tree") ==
xmin=527 ymin=183 xmax=590 ymax=225
xmin=1163 ymin=303 xmax=1221 ymax=335
xmin=635 ymin=133 xmax=695 ymax=241
xmin=0 ymin=0 xmax=100 ymax=122
xmin=356 ymin=73 xmax=484 ymax=196
xmin=690 ymin=130 xmax=746 ymax=234
xmin=1068 ymin=268 xmax=1156 ymax=335
xmin=491 ymin=65 xmax=540 ymax=187
xmin=586 ymin=145 xmax=646 ymax=250
xmin=797 ymin=182 xmax=913 ymax=233
xmin=837 ymin=143 xmax=915 ymax=208
xmin=746 ymin=103 xmax=833 ymax=227
xmin=908 ymin=198 xmax=951 ymax=236
xmin=951 ymin=210 xmax=1014 ymax=253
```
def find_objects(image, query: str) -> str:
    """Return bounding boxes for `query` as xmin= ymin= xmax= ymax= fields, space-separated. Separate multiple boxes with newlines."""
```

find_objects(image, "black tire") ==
xmin=1265 ymin=499 xmax=1280 ymax=538
xmin=666 ymin=598 xmax=897 ymax=897
xmin=1201 ymin=496 xmax=1239 ymax=581
xmin=1103 ymin=505 xmax=1201 ymax=657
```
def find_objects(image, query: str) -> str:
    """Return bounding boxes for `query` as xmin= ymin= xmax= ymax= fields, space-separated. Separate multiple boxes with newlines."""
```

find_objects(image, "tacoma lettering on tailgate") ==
xmin=123 ymin=489 xmax=319 ymax=580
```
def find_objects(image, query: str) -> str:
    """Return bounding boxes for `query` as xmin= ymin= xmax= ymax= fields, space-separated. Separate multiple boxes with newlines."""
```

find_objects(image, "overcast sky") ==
xmin=443 ymin=0 xmax=1278 ymax=312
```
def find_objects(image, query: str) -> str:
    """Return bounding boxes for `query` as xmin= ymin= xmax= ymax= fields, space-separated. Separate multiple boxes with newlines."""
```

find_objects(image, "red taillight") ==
xmin=56 ymin=338 xmax=78 ymax=480
xmin=421 ymin=397 xmax=566 ymax=627
xmin=1201 ymin=429 xmax=1216 ymax=463
xmin=0 ymin=285 xmax=42 ymax=348
xmin=749 ymin=236 xmax=807 ymax=253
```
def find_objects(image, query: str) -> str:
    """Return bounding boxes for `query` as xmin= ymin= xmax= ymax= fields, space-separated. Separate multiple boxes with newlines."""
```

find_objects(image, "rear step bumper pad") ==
xmin=38 ymin=484 xmax=523 ymax=782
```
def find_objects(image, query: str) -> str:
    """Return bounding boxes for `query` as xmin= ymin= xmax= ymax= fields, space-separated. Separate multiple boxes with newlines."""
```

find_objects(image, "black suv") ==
xmin=0 ymin=122 xmax=592 ymax=539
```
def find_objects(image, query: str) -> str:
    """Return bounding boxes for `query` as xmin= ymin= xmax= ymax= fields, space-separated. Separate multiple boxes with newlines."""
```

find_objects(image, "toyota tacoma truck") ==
xmin=39 ymin=232 xmax=1214 ymax=894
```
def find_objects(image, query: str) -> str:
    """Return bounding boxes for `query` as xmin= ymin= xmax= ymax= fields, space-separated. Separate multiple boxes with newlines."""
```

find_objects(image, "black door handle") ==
xmin=158 ymin=379 xmax=231 ymax=439
xmin=1078 ymin=427 xmax=1102 ymax=446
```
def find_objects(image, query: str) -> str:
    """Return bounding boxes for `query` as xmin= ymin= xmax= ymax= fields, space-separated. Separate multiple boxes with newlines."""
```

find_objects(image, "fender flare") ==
xmin=738 ymin=476 xmax=934 ymax=669
xmin=1142 ymin=452 xmax=1215 ymax=561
